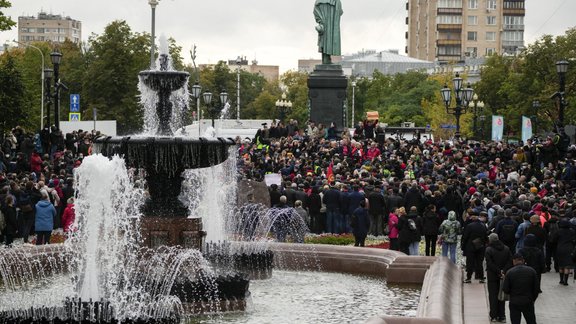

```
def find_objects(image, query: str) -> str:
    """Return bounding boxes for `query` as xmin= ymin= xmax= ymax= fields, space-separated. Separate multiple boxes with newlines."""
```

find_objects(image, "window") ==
xmin=466 ymin=47 xmax=478 ymax=57
xmin=487 ymin=0 xmax=497 ymax=10
xmin=486 ymin=48 xmax=496 ymax=56
xmin=468 ymin=16 xmax=478 ymax=25
xmin=438 ymin=46 xmax=461 ymax=56
xmin=503 ymin=31 xmax=524 ymax=42
xmin=437 ymin=15 xmax=462 ymax=24
xmin=438 ymin=0 xmax=463 ymax=8
xmin=467 ymin=31 xmax=478 ymax=41
xmin=486 ymin=16 xmax=497 ymax=25
xmin=504 ymin=16 xmax=524 ymax=26
xmin=486 ymin=32 xmax=496 ymax=41
xmin=468 ymin=0 xmax=478 ymax=9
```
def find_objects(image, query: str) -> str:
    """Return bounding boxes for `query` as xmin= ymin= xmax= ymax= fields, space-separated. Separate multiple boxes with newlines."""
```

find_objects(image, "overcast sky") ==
xmin=2 ymin=0 xmax=575 ymax=73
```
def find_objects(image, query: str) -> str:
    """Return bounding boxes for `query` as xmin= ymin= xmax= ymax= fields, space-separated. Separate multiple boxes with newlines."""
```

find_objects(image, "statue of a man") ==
xmin=314 ymin=0 xmax=343 ymax=65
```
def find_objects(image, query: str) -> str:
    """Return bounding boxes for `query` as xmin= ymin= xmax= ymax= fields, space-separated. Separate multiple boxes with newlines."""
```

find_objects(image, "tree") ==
xmin=0 ymin=54 xmax=27 ymax=133
xmin=82 ymin=20 xmax=150 ymax=134
xmin=0 ymin=0 xmax=16 ymax=31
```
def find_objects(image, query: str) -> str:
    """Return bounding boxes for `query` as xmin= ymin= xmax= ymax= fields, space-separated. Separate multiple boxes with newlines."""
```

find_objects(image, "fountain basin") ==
xmin=139 ymin=70 xmax=189 ymax=92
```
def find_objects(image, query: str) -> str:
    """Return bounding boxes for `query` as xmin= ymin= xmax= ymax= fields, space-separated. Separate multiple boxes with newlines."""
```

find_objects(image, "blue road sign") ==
xmin=70 ymin=94 xmax=80 ymax=112
xmin=440 ymin=124 xmax=457 ymax=129
xmin=69 ymin=112 xmax=81 ymax=121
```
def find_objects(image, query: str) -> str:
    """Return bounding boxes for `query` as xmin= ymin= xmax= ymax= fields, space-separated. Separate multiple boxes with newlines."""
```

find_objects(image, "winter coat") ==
xmin=520 ymin=234 xmax=545 ymax=275
xmin=438 ymin=212 xmax=461 ymax=244
xmin=421 ymin=209 xmax=441 ymax=236
xmin=35 ymin=200 xmax=56 ymax=232
xmin=398 ymin=212 xmax=421 ymax=243
xmin=404 ymin=187 xmax=424 ymax=212
xmin=367 ymin=191 xmax=386 ymax=216
xmin=61 ymin=203 xmax=76 ymax=233
xmin=388 ymin=213 xmax=399 ymax=239
xmin=351 ymin=207 xmax=370 ymax=238
xmin=503 ymin=264 xmax=540 ymax=306
xmin=461 ymin=220 xmax=488 ymax=255
xmin=554 ymin=221 xmax=576 ymax=268
xmin=1 ymin=205 xmax=18 ymax=236
xmin=322 ymin=188 xmax=341 ymax=211
xmin=485 ymin=240 xmax=513 ymax=282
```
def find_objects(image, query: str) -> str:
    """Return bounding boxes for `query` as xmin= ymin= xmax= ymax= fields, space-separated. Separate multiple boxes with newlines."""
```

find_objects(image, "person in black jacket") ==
xmin=503 ymin=253 xmax=539 ymax=324
xmin=307 ymin=186 xmax=322 ymax=234
xmin=421 ymin=204 xmax=441 ymax=256
xmin=2 ymin=195 xmax=18 ymax=246
xmin=552 ymin=219 xmax=576 ymax=285
xmin=485 ymin=233 xmax=513 ymax=322
xmin=397 ymin=206 xmax=421 ymax=255
xmin=367 ymin=185 xmax=386 ymax=236
xmin=351 ymin=200 xmax=370 ymax=247
xmin=462 ymin=214 xmax=488 ymax=283
xmin=519 ymin=234 xmax=545 ymax=292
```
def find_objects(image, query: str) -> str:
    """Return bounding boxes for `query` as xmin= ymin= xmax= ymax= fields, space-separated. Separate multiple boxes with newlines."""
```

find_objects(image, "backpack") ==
xmin=408 ymin=218 xmax=417 ymax=231
xmin=18 ymin=192 xmax=33 ymax=213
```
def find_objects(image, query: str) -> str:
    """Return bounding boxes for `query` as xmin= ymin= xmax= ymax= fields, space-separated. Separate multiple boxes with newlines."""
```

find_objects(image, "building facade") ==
xmin=18 ymin=12 xmax=82 ymax=45
xmin=406 ymin=0 xmax=525 ymax=62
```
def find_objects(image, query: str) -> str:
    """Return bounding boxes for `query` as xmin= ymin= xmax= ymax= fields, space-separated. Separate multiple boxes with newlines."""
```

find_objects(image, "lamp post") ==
xmin=351 ymin=81 xmax=356 ymax=128
xmin=50 ymin=50 xmax=63 ymax=131
xmin=479 ymin=115 xmax=486 ymax=141
xmin=14 ymin=40 xmax=45 ymax=130
xmin=236 ymin=56 xmax=241 ymax=120
xmin=531 ymin=99 xmax=540 ymax=135
xmin=44 ymin=68 xmax=53 ymax=128
xmin=275 ymin=93 xmax=293 ymax=122
xmin=191 ymin=82 xmax=202 ymax=136
xmin=468 ymin=93 xmax=485 ymax=140
xmin=555 ymin=60 xmax=569 ymax=127
xmin=203 ymin=90 xmax=227 ymax=128
xmin=148 ymin=0 xmax=159 ymax=69
xmin=440 ymin=72 xmax=474 ymax=139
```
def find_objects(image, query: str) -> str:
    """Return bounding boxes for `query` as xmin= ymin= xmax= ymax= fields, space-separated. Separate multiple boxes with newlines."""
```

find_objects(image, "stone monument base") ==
xmin=308 ymin=64 xmax=348 ymax=134
xmin=140 ymin=217 xmax=206 ymax=250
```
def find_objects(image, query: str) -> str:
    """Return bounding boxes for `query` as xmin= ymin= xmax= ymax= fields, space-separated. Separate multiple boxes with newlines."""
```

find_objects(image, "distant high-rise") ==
xmin=406 ymin=0 xmax=525 ymax=62
xmin=18 ymin=12 xmax=82 ymax=45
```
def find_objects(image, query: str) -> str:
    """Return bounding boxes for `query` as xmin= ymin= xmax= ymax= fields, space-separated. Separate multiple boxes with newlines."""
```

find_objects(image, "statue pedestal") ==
xmin=140 ymin=217 xmax=206 ymax=250
xmin=307 ymin=64 xmax=348 ymax=134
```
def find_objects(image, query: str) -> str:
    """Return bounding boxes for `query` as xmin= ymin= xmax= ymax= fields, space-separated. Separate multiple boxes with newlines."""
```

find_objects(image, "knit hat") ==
xmin=488 ymin=233 xmax=499 ymax=243
xmin=530 ymin=215 xmax=540 ymax=224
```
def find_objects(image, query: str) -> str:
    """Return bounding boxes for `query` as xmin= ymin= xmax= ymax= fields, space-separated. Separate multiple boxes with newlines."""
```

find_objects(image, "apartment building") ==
xmin=406 ymin=0 xmax=525 ymax=62
xmin=18 ymin=12 xmax=82 ymax=45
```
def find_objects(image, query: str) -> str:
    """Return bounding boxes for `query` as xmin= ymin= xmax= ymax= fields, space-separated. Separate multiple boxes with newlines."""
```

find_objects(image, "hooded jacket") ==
xmin=485 ymin=239 xmax=513 ymax=281
xmin=439 ymin=211 xmax=461 ymax=243
xmin=35 ymin=200 xmax=56 ymax=232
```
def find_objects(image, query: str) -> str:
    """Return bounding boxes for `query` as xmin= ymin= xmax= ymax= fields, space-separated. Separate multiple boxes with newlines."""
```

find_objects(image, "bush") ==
xmin=304 ymin=233 xmax=355 ymax=245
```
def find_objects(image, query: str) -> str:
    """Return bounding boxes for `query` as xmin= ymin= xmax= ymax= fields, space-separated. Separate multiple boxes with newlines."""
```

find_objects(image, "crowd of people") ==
xmin=239 ymin=119 xmax=576 ymax=322
xmin=0 ymin=125 xmax=97 ymax=245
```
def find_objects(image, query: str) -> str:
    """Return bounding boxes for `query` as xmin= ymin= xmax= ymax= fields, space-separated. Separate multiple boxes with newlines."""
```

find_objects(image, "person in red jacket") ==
xmin=30 ymin=151 xmax=42 ymax=176
xmin=61 ymin=197 xmax=76 ymax=235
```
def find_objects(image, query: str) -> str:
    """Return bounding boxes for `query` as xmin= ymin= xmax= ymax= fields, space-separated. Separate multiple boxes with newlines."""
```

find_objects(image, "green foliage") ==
xmin=0 ymin=0 xmax=16 ymax=31
xmin=0 ymin=54 xmax=27 ymax=133
xmin=83 ymin=20 xmax=150 ymax=134
xmin=304 ymin=233 xmax=355 ymax=245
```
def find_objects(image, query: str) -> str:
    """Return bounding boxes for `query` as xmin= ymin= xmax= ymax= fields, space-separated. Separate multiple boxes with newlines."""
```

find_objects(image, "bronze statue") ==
xmin=314 ymin=0 xmax=343 ymax=65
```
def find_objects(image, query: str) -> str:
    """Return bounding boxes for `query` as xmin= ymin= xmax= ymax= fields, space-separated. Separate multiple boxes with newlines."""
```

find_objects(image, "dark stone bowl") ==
xmin=139 ymin=70 xmax=190 ymax=92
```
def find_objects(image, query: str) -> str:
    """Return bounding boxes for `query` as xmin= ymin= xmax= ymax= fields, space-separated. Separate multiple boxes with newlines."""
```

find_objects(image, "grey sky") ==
xmin=2 ymin=0 xmax=575 ymax=73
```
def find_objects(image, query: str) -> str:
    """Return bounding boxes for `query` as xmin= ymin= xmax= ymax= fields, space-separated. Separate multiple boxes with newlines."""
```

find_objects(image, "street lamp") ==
xmin=555 ymin=60 xmax=569 ymax=127
xmin=191 ymin=82 xmax=202 ymax=135
xmin=275 ymin=93 xmax=293 ymax=122
xmin=468 ymin=93 xmax=485 ymax=140
xmin=44 ymin=68 xmax=53 ymax=128
xmin=148 ymin=0 xmax=160 ymax=69
xmin=440 ymin=72 xmax=474 ymax=139
xmin=351 ymin=81 xmax=356 ymax=128
xmin=14 ymin=40 xmax=45 ymax=130
xmin=532 ymin=100 xmax=540 ymax=135
xmin=50 ymin=50 xmax=63 ymax=131
xmin=236 ymin=56 xmax=241 ymax=120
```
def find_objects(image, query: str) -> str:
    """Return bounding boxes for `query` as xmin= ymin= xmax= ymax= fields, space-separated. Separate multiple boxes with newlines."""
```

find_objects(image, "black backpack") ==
xmin=500 ymin=223 xmax=516 ymax=243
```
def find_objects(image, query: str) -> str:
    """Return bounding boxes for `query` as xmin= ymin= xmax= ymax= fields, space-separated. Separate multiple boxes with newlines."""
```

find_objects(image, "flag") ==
xmin=327 ymin=161 xmax=335 ymax=183
xmin=522 ymin=116 xmax=533 ymax=143
xmin=492 ymin=115 xmax=504 ymax=141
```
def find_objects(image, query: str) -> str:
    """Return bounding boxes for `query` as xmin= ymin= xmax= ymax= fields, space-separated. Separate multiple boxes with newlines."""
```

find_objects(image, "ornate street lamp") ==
xmin=351 ymin=81 xmax=356 ymax=128
xmin=275 ymin=93 xmax=293 ymax=122
xmin=50 ymin=50 xmax=63 ymax=131
xmin=440 ymin=72 xmax=474 ymax=139
xmin=468 ymin=93 xmax=485 ymax=140
xmin=191 ymin=82 xmax=202 ymax=135
xmin=148 ymin=0 xmax=160 ymax=69
xmin=44 ymin=68 xmax=53 ymax=128
xmin=532 ymin=99 xmax=540 ymax=135
xmin=555 ymin=60 xmax=569 ymax=127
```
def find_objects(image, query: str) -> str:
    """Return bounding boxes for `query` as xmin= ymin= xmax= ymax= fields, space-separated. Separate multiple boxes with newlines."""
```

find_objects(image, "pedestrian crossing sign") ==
xmin=69 ymin=113 xmax=81 ymax=121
